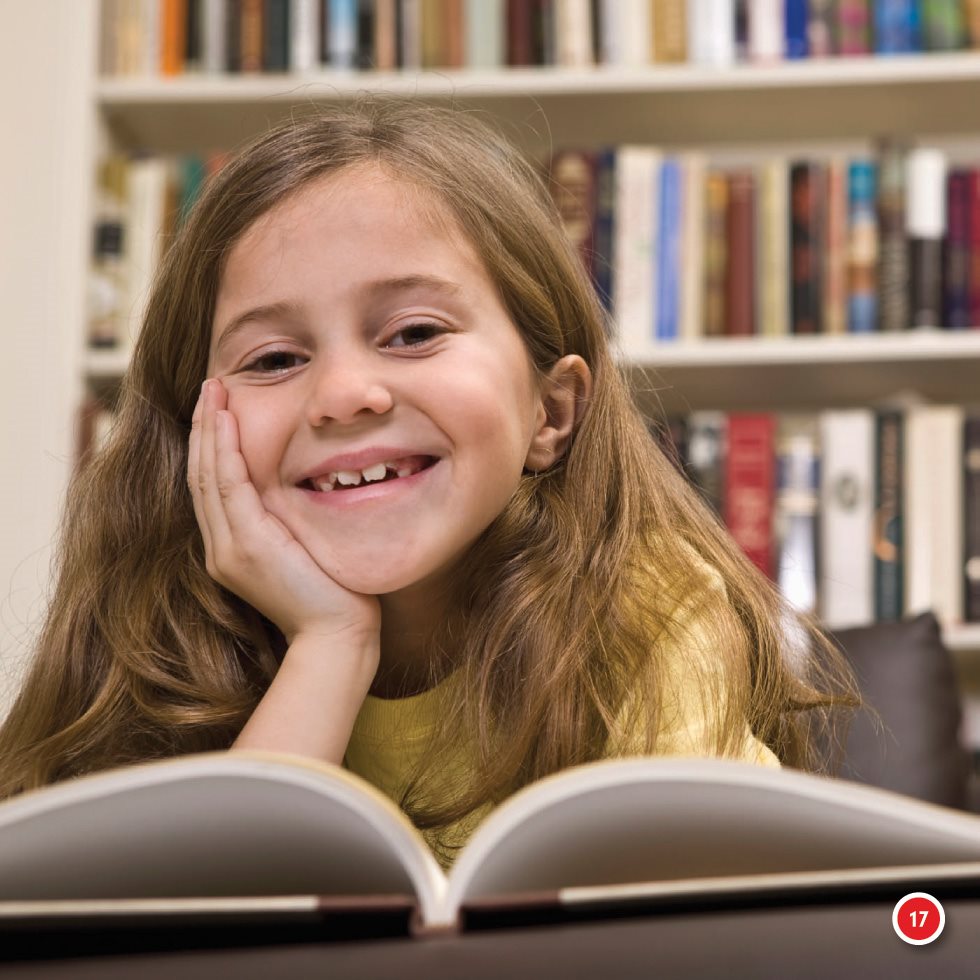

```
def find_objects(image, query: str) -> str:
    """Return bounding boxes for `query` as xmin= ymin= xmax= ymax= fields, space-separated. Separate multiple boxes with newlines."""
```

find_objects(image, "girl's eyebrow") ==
xmin=215 ymin=275 xmax=464 ymax=354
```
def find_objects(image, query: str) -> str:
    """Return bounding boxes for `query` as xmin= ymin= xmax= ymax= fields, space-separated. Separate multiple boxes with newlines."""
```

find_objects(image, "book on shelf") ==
xmin=6 ymin=752 xmax=980 ymax=940
xmin=966 ymin=415 xmax=980 ymax=622
xmin=97 ymin=0 xmax=980 ymax=76
xmin=724 ymin=413 xmax=776 ymax=579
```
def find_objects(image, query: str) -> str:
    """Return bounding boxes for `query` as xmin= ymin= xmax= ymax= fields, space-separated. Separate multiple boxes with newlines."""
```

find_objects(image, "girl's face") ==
xmin=207 ymin=165 xmax=548 ymax=598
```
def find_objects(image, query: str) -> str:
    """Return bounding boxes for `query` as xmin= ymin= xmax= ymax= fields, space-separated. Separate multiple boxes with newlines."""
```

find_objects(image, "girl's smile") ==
xmin=207 ymin=164 xmax=553 ymax=601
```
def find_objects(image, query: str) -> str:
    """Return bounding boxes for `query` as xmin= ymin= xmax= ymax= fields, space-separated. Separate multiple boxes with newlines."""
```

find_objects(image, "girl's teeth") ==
xmin=361 ymin=462 xmax=388 ymax=482
xmin=310 ymin=457 xmax=432 ymax=492
xmin=336 ymin=470 xmax=361 ymax=486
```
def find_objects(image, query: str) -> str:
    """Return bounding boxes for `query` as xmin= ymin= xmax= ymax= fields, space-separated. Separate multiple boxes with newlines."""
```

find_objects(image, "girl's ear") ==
xmin=525 ymin=354 xmax=593 ymax=472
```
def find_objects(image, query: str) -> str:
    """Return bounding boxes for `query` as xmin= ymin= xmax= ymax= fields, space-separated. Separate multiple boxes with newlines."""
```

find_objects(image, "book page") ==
xmin=446 ymin=758 xmax=980 ymax=912
xmin=0 ymin=753 xmax=447 ymax=922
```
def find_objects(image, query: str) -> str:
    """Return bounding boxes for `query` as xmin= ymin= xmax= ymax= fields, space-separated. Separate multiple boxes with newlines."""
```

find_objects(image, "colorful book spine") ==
xmin=775 ymin=417 xmax=820 ymax=615
xmin=970 ymin=169 xmax=980 ymax=329
xmin=329 ymin=0 xmax=358 ymax=68
xmin=823 ymin=157 xmax=847 ymax=335
xmin=819 ymin=409 xmax=875 ymax=628
xmin=807 ymin=0 xmax=836 ymax=54
xmin=162 ymin=0 xmax=188 ymax=75
xmin=876 ymin=141 xmax=909 ymax=332
xmin=703 ymin=171 xmax=729 ymax=338
xmin=240 ymin=0 xmax=264 ymax=71
xmin=837 ymin=0 xmax=872 ymax=52
xmin=725 ymin=171 xmax=756 ymax=336
xmin=790 ymin=162 xmax=822 ymax=335
xmin=945 ymin=169 xmax=973 ymax=330
xmin=507 ymin=0 xmax=535 ymax=65
xmin=548 ymin=150 xmax=598 ymax=283
xmin=656 ymin=158 xmax=683 ymax=341
xmin=921 ymin=0 xmax=966 ymax=49
xmin=873 ymin=0 xmax=923 ymax=52
xmin=966 ymin=0 xmax=980 ymax=44
xmin=652 ymin=0 xmax=688 ymax=62
xmin=966 ymin=414 xmax=980 ymax=622
xmin=784 ymin=0 xmax=809 ymax=55
xmin=906 ymin=148 xmax=948 ymax=329
xmin=725 ymin=414 xmax=777 ymax=579
xmin=874 ymin=410 xmax=905 ymax=621
xmin=758 ymin=158 xmax=790 ymax=337
xmin=847 ymin=159 xmax=878 ymax=334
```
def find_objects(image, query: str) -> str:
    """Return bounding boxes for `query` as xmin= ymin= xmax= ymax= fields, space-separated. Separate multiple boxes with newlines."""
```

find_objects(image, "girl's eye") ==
xmin=243 ymin=350 xmax=305 ymax=374
xmin=386 ymin=322 xmax=445 ymax=348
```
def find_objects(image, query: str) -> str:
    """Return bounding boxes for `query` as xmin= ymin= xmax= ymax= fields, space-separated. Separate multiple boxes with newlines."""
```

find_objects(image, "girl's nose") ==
xmin=305 ymin=353 xmax=394 ymax=426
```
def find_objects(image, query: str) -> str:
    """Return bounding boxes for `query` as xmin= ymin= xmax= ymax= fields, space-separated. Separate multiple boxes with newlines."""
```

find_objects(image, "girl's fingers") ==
xmin=187 ymin=381 xmax=214 ymax=557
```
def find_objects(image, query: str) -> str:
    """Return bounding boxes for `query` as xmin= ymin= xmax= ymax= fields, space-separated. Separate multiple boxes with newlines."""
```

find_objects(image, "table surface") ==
xmin=2 ymin=895 xmax=978 ymax=980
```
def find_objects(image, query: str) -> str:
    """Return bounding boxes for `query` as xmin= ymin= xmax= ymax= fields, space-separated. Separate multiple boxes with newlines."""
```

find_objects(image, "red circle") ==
xmin=895 ymin=894 xmax=943 ymax=943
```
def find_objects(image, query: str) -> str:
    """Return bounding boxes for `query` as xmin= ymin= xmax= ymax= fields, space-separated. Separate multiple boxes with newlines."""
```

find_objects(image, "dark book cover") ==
xmin=725 ymin=414 xmax=777 ymax=579
xmin=966 ymin=414 xmax=980 ymax=622
xmin=507 ymin=0 xmax=535 ymax=65
xmin=725 ymin=171 xmax=756 ymax=337
xmin=704 ymin=172 xmax=729 ymax=338
xmin=591 ymin=148 xmax=617 ymax=318
xmin=357 ymin=0 xmax=377 ymax=68
xmin=969 ymin=169 xmax=980 ymax=328
xmin=945 ymin=169 xmax=972 ymax=330
xmin=263 ymin=0 xmax=290 ymax=70
xmin=185 ymin=0 xmax=203 ymax=69
xmin=226 ymin=0 xmax=243 ymax=71
xmin=874 ymin=410 xmax=904 ymax=622
xmin=791 ymin=162 xmax=824 ymax=335
xmin=847 ymin=159 xmax=877 ymax=333
xmin=877 ymin=141 xmax=909 ymax=332
xmin=533 ymin=0 xmax=555 ymax=65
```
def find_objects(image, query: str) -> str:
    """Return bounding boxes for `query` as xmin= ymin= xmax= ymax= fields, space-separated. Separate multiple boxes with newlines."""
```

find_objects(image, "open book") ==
xmin=3 ymin=751 xmax=980 ymax=939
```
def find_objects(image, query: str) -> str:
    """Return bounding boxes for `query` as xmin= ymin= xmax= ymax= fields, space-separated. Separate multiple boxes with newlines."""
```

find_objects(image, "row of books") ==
xmin=86 ymin=143 xmax=980 ymax=353
xmin=653 ymin=405 xmax=980 ymax=628
xmin=546 ymin=142 xmax=980 ymax=347
xmin=98 ymin=0 xmax=980 ymax=78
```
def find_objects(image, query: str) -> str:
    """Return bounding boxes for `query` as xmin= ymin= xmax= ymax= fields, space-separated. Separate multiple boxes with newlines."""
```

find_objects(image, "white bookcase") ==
xmin=4 ymin=4 xmax=980 ymax=723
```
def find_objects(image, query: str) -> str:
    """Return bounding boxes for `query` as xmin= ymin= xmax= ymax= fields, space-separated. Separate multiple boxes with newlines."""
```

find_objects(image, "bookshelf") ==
xmin=6 ymin=4 xmax=980 ymax=718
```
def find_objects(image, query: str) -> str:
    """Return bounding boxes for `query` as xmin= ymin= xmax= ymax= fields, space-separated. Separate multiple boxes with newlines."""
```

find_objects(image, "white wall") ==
xmin=0 ymin=4 xmax=96 ymax=715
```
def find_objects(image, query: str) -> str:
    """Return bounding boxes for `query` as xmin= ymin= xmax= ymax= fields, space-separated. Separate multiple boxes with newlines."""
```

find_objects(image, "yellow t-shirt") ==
xmin=344 ymin=558 xmax=780 ymax=866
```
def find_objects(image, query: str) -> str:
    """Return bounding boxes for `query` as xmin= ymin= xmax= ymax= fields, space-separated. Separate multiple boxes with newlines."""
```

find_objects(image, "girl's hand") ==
xmin=188 ymin=378 xmax=381 ymax=646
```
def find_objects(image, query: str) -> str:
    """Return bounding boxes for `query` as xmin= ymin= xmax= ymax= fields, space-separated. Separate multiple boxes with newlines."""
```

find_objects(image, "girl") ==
xmin=0 ymin=96 xmax=852 ymax=867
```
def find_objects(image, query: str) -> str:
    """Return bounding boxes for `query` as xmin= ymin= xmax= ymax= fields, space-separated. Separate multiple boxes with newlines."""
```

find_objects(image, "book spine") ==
xmin=591 ymin=148 xmax=617 ymax=317
xmin=966 ymin=0 xmax=980 ymax=44
xmin=846 ymin=159 xmax=877 ymax=333
xmin=162 ymin=0 xmax=188 ymax=74
xmin=837 ymin=0 xmax=871 ymax=53
xmin=945 ymin=169 xmax=972 ymax=330
xmin=613 ymin=148 xmax=660 ymax=354
xmin=758 ymin=158 xmax=789 ymax=337
xmin=876 ymin=140 xmax=909 ymax=331
xmin=966 ymin=414 xmax=980 ymax=622
xmin=87 ymin=157 xmax=129 ymax=349
xmin=548 ymin=150 xmax=598 ymax=283
xmin=725 ymin=414 xmax=777 ymax=578
xmin=784 ymin=0 xmax=809 ymax=56
xmin=225 ymin=0 xmax=242 ymax=71
xmin=725 ymin=171 xmax=756 ymax=336
xmin=443 ymin=0 xmax=465 ymax=68
xmin=747 ymin=0 xmax=783 ymax=61
xmin=687 ymin=411 xmax=727 ymax=517
xmin=240 ymin=0 xmax=264 ymax=70
xmin=970 ymin=168 xmax=980 ymax=328
xmin=186 ymin=0 xmax=204 ymax=71
xmin=329 ymin=0 xmax=357 ymax=67
xmin=420 ymin=0 xmax=442 ymax=66
xmin=921 ymin=0 xmax=966 ymax=49
xmin=775 ymin=417 xmax=820 ymax=615
xmin=790 ymin=162 xmax=822 ymax=335
xmin=653 ymin=0 xmax=688 ymax=62
xmin=532 ymin=0 xmax=556 ymax=65
xmin=680 ymin=153 xmax=707 ymax=343
xmin=689 ymin=0 xmax=735 ymax=65
xmin=555 ymin=0 xmax=593 ymax=66
xmin=734 ymin=0 xmax=750 ymax=58
xmin=263 ymin=0 xmax=290 ymax=70
xmin=372 ymin=0 xmax=397 ymax=68
xmin=202 ymin=0 xmax=227 ymax=71
xmin=874 ymin=0 xmax=921 ymax=52
xmin=507 ymin=0 xmax=535 ymax=65
xmin=819 ymin=409 xmax=875 ymax=628
xmin=290 ymin=0 xmax=320 ymax=70
xmin=656 ymin=158 xmax=682 ymax=342
xmin=807 ymin=0 xmax=836 ymax=54
xmin=465 ymin=0 xmax=504 ymax=67
xmin=620 ymin=0 xmax=652 ymax=65
xmin=906 ymin=148 xmax=948 ymax=329
xmin=703 ymin=171 xmax=729 ymax=338
xmin=400 ymin=0 xmax=422 ymax=68
xmin=874 ymin=410 xmax=905 ymax=622
xmin=823 ymin=157 xmax=847 ymax=334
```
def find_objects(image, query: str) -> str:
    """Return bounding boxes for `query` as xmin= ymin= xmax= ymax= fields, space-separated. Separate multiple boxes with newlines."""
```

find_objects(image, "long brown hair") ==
xmin=0 ymin=96 xmax=854 ymax=834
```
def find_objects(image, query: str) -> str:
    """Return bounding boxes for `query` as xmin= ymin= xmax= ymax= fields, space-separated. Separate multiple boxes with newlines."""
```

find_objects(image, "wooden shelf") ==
xmin=95 ymin=52 xmax=980 ymax=154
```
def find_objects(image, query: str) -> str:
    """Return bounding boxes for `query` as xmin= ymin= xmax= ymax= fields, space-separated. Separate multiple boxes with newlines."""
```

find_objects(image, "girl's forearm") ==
xmin=231 ymin=632 xmax=380 ymax=766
